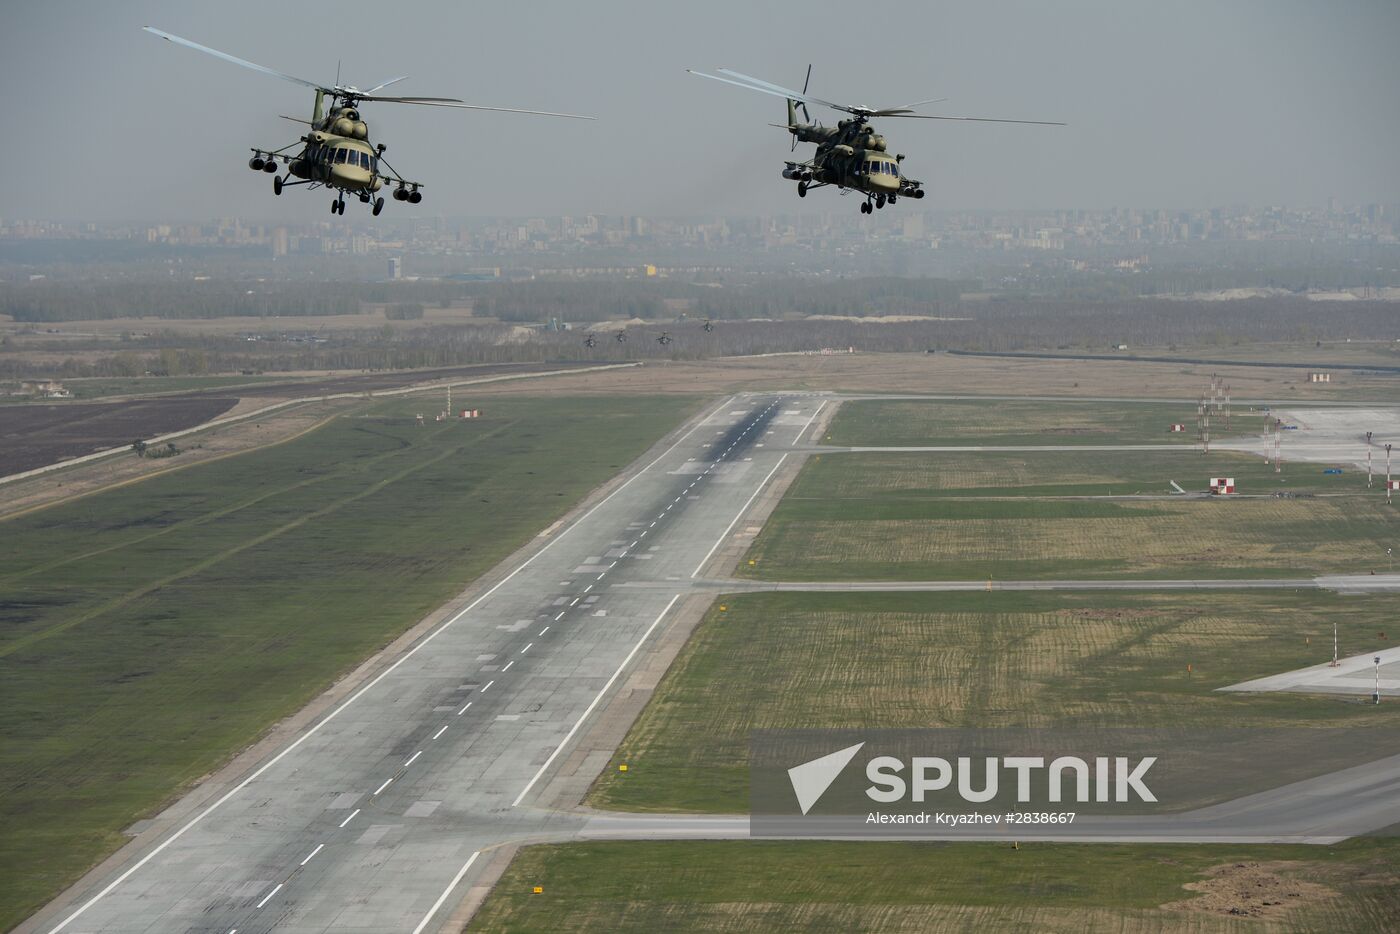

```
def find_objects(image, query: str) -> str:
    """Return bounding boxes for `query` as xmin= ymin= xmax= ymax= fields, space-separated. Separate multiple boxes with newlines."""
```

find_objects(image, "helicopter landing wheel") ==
xmin=876 ymin=194 xmax=886 ymax=209
xmin=860 ymin=201 xmax=871 ymax=214
xmin=797 ymin=181 xmax=807 ymax=198
xmin=372 ymin=197 xmax=384 ymax=217
xmin=273 ymin=176 xmax=283 ymax=196
xmin=888 ymin=193 xmax=896 ymax=204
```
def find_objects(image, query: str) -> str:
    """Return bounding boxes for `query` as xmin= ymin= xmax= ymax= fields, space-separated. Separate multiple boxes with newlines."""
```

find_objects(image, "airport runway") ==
xmin=35 ymin=393 xmax=829 ymax=934
xmin=30 ymin=391 xmax=1400 ymax=933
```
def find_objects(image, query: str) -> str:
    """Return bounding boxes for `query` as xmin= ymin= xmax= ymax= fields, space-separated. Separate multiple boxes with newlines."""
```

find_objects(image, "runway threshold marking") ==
xmin=511 ymin=593 xmax=681 ymax=808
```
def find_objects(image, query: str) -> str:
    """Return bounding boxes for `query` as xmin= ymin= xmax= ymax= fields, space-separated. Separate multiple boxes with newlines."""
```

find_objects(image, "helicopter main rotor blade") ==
xmin=880 ymin=113 xmax=1066 ymax=125
xmin=688 ymin=69 xmax=855 ymax=116
xmin=361 ymin=97 xmax=595 ymax=118
xmin=713 ymin=68 xmax=855 ymax=115
xmin=363 ymin=75 xmax=409 ymax=94
xmin=142 ymin=27 xmax=324 ymax=90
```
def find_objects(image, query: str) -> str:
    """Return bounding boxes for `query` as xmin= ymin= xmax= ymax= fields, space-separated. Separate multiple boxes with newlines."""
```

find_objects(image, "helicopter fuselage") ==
xmin=286 ymin=133 xmax=381 ymax=193
xmin=783 ymin=117 xmax=925 ymax=207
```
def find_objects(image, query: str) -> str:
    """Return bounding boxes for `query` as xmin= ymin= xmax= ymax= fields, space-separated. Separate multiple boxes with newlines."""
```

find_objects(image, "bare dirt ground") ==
xmin=1163 ymin=861 xmax=1337 ymax=921
xmin=0 ymin=396 xmax=239 ymax=475
xmin=457 ymin=351 xmax=1396 ymax=401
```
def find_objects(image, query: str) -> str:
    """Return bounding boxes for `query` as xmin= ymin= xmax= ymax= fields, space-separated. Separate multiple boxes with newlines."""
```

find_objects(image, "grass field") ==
xmin=0 ymin=393 xmax=696 ymax=931
xmin=740 ymin=450 xmax=1399 ymax=581
xmin=823 ymin=399 xmax=1261 ymax=447
xmin=587 ymin=591 xmax=1400 ymax=815
xmin=470 ymin=838 xmax=1400 ymax=933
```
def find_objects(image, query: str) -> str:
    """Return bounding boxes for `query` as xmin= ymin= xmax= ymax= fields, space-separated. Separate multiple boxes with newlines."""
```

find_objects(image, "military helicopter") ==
xmin=702 ymin=318 xmax=715 ymax=333
xmin=616 ymin=330 xmax=628 ymax=343
xmin=144 ymin=27 xmax=592 ymax=216
xmin=688 ymin=66 xmax=1062 ymax=213
xmin=656 ymin=331 xmax=673 ymax=346
xmin=584 ymin=333 xmax=598 ymax=348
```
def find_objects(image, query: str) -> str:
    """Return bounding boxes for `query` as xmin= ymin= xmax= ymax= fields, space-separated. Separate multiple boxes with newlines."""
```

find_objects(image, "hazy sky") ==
xmin=2 ymin=0 xmax=1398 ymax=221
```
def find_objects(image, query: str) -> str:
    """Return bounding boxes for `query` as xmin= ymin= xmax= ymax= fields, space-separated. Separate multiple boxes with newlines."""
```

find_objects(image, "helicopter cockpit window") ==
xmin=359 ymin=152 xmax=370 ymax=169
xmin=334 ymin=149 xmax=348 ymax=164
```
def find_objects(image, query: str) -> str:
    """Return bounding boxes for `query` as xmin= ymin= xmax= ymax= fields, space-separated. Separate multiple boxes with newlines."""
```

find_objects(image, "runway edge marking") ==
xmin=44 ymin=394 xmax=736 ymax=933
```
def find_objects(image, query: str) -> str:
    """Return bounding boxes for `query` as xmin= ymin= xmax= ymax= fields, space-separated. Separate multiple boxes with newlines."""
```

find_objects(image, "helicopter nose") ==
xmin=331 ymin=165 xmax=370 ymax=186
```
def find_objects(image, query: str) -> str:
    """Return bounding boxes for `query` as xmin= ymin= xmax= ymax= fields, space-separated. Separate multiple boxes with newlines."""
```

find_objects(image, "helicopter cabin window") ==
xmin=359 ymin=152 xmax=371 ymax=169
xmin=334 ymin=149 xmax=348 ymax=164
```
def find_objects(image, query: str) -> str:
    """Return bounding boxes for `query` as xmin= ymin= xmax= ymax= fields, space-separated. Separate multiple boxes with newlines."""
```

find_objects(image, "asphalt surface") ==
xmin=35 ymin=392 xmax=828 ymax=934
xmin=29 ymin=392 xmax=1400 ymax=933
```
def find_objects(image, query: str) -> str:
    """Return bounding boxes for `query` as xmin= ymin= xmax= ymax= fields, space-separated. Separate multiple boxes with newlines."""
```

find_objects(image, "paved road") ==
xmin=619 ymin=575 xmax=1400 ymax=594
xmin=33 ymin=393 xmax=826 ymax=934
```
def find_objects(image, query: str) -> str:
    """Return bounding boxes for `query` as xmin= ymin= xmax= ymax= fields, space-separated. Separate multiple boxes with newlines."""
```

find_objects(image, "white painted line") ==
xmin=691 ymin=453 xmax=789 ymax=578
xmin=255 ymin=883 xmax=283 ymax=909
xmin=583 ymin=584 xmax=593 ymax=592
xmin=513 ymin=594 xmax=681 ymax=807
xmin=457 ymin=701 xmax=473 ymax=715
xmin=502 ymin=660 xmax=514 ymax=672
xmin=607 ymin=561 xmax=617 ymax=569
xmin=42 ymin=394 xmax=740 ymax=934
xmin=555 ymin=611 xmax=566 ymax=620
xmin=300 ymin=843 xmax=324 ymax=866
xmin=373 ymin=778 xmax=394 ymax=796
xmin=596 ymin=572 xmax=606 ymax=580
xmin=569 ymin=597 xmax=580 ymax=606
xmin=432 ymin=724 xmax=449 ymax=740
xmin=339 ymin=808 xmax=360 ymax=828
xmin=404 ymin=750 xmax=422 ymax=768
xmin=538 ymin=626 xmax=550 ymax=636
xmin=481 ymin=680 xmax=495 ymax=693
xmin=794 ymin=400 xmax=826 ymax=445
xmin=411 ymin=851 xmax=480 ymax=934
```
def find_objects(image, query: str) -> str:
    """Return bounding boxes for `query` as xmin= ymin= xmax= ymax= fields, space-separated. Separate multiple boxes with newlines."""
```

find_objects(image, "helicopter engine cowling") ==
xmin=832 ymin=144 xmax=855 ymax=157
xmin=865 ymin=134 xmax=887 ymax=152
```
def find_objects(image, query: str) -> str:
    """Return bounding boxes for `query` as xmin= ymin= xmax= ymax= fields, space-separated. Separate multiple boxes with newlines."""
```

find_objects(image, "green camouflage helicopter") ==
xmin=144 ymin=27 xmax=592 ymax=216
xmin=688 ymin=66 xmax=1062 ymax=214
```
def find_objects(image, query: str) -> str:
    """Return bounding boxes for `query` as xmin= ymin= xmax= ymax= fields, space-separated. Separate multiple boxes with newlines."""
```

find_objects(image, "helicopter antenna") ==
xmin=335 ymin=59 xmax=341 ymax=88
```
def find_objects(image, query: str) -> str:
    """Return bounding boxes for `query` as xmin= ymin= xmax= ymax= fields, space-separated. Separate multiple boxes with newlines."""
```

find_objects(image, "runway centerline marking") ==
xmin=300 ymin=843 xmax=324 ymax=866
xmin=456 ymin=701 xmax=472 ymax=715
xmin=481 ymin=680 xmax=494 ymax=693
xmin=255 ymin=883 xmax=282 ymax=909
xmin=42 ymin=396 xmax=748 ymax=933
xmin=432 ymin=724 xmax=449 ymax=740
xmin=538 ymin=626 xmax=550 ymax=636
xmin=512 ymin=594 xmax=681 ymax=808
xmin=404 ymin=751 xmax=422 ymax=768
xmin=502 ymin=660 xmax=514 ymax=672
xmin=373 ymin=778 xmax=393 ymax=796
xmin=338 ymin=808 xmax=360 ymax=828
xmin=520 ymin=642 xmax=533 ymax=654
